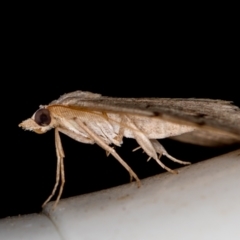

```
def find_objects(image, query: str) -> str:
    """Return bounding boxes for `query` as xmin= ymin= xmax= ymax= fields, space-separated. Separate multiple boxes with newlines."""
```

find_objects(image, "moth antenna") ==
xmin=150 ymin=140 xmax=191 ymax=165
xmin=154 ymin=157 xmax=178 ymax=174
xmin=163 ymin=152 xmax=191 ymax=165
xmin=147 ymin=156 xmax=151 ymax=162
xmin=132 ymin=146 xmax=141 ymax=152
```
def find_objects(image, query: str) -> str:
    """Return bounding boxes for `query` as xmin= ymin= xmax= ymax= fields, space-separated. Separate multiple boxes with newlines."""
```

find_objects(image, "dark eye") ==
xmin=34 ymin=109 xmax=51 ymax=126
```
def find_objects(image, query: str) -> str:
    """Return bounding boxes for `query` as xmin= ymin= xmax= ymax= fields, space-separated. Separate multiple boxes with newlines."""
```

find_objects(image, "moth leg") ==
xmin=106 ymin=146 xmax=115 ymax=157
xmin=125 ymin=116 xmax=177 ymax=174
xmin=107 ymin=118 xmax=124 ymax=157
xmin=72 ymin=119 xmax=141 ymax=186
xmin=42 ymin=129 xmax=65 ymax=208
xmin=58 ymin=127 xmax=95 ymax=144
xmin=61 ymin=123 xmax=139 ymax=184
xmin=53 ymin=129 xmax=65 ymax=208
xmin=150 ymin=140 xmax=191 ymax=165
xmin=113 ymin=117 xmax=125 ymax=144
xmin=59 ymin=127 xmax=116 ymax=158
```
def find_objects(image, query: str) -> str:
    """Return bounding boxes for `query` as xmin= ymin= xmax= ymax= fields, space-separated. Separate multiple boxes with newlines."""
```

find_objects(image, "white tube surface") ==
xmin=1 ymin=149 xmax=240 ymax=240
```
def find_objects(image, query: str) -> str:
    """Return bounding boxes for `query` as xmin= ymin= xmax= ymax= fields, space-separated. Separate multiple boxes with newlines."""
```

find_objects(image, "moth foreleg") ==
xmin=53 ymin=129 xmax=65 ymax=208
xmin=150 ymin=140 xmax=191 ymax=165
xmin=113 ymin=116 xmax=125 ymax=144
xmin=58 ymin=127 xmax=95 ymax=144
xmin=42 ymin=128 xmax=65 ymax=208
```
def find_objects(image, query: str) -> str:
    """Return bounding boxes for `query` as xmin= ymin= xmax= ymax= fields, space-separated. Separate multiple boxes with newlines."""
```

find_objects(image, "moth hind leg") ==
xmin=150 ymin=139 xmax=191 ymax=165
xmin=125 ymin=116 xmax=179 ymax=174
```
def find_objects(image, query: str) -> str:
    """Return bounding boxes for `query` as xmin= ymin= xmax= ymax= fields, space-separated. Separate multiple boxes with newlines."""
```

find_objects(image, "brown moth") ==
xmin=19 ymin=91 xmax=240 ymax=208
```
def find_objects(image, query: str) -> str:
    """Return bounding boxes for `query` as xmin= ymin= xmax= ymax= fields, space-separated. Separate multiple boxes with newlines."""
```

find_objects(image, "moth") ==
xmin=19 ymin=91 xmax=240 ymax=208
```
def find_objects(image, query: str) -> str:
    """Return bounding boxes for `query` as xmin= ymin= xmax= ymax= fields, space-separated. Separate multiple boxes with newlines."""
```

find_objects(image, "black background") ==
xmin=1 ymin=14 xmax=239 ymax=219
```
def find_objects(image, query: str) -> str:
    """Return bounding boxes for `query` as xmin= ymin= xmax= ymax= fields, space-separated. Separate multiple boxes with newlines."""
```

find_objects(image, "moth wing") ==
xmin=171 ymin=130 xmax=240 ymax=146
xmin=49 ymin=91 xmax=240 ymax=144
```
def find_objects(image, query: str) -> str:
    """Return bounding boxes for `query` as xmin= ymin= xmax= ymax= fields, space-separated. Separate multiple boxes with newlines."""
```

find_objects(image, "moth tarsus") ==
xmin=19 ymin=91 xmax=240 ymax=208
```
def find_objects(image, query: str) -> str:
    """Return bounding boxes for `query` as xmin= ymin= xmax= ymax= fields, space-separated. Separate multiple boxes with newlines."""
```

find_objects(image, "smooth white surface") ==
xmin=0 ymin=214 xmax=61 ymax=240
xmin=44 ymin=149 xmax=240 ymax=240
xmin=1 ymin=149 xmax=239 ymax=240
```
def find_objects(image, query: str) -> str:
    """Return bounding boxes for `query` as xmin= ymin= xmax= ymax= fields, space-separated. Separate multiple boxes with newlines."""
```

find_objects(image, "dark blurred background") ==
xmin=1 ymin=11 xmax=239 ymax=218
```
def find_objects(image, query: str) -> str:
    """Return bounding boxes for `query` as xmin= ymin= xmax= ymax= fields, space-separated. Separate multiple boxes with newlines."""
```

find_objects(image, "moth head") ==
xmin=19 ymin=107 xmax=54 ymax=134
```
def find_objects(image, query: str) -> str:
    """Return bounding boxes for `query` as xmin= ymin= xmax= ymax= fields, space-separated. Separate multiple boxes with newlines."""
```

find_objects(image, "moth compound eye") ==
xmin=34 ymin=109 xmax=51 ymax=126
